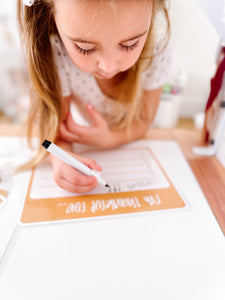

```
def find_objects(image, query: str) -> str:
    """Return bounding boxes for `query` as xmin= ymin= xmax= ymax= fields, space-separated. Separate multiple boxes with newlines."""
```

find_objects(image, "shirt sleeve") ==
xmin=50 ymin=34 xmax=72 ymax=97
xmin=142 ymin=41 xmax=172 ymax=91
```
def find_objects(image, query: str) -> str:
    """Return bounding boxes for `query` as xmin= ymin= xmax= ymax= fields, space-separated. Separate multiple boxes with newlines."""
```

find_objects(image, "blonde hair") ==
xmin=112 ymin=0 xmax=170 ymax=127
xmin=17 ymin=0 xmax=170 ymax=170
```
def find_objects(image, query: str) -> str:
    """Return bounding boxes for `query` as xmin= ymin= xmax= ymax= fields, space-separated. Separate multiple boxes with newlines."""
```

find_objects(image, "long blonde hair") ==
xmin=17 ymin=0 xmax=170 ymax=170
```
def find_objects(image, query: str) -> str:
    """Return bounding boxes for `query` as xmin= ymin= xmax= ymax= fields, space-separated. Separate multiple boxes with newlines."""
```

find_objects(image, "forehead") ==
xmin=54 ymin=0 xmax=152 ymax=41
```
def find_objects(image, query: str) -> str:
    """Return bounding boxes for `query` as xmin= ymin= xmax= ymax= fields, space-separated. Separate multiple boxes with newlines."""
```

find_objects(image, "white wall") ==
xmin=0 ymin=0 xmax=28 ymax=121
xmin=169 ymin=0 xmax=220 ymax=117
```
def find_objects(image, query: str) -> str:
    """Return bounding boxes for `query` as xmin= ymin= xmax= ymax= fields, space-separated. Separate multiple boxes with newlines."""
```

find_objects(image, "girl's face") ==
xmin=54 ymin=0 xmax=153 ymax=80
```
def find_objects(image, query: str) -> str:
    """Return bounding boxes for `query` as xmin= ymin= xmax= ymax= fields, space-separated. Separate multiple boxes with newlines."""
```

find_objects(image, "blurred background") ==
xmin=0 ymin=0 xmax=221 ymax=128
xmin=0 ymin=0 xmax=29 ymax=124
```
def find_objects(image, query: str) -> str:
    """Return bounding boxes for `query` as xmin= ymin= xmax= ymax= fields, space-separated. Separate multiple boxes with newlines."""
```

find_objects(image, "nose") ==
xmin=97 ymin=53 xmax=118 ymax=74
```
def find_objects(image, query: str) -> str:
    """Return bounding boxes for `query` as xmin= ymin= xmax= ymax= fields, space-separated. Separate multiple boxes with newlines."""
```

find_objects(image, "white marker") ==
xmin=42 ymin=140 xmax=109 ymax=187
xmin=192 ymin=145 xmax=217 ymax=156
xmin=193 ymin=101 xmax=225 ymax=156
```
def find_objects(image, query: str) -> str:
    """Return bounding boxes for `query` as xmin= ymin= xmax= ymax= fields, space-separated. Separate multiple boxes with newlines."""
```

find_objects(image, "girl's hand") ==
xmin=50 ymin=150 xmax=102 ymax=193
xmin=59 ymin=104 xmax=113 ymax=148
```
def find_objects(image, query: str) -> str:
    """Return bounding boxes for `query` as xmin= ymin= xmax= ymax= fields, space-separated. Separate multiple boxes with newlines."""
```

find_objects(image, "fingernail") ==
xmin=87 ymin=103 xmax=92 ymax=110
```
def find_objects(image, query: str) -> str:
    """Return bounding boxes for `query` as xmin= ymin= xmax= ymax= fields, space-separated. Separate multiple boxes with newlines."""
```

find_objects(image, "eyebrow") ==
xmin=67 ymin=30 xmax=148 ymax=45
xmin=120 ymin=30 xmax=148 ymax=43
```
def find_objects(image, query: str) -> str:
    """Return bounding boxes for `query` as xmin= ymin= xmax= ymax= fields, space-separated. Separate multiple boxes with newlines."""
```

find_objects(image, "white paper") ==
xmin=29 ymin=148 xmax=170 ymax=199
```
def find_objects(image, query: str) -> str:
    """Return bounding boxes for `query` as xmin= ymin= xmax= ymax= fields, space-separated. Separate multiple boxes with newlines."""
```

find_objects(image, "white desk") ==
xmin=0 ymin=139 xmax=225 ymax=300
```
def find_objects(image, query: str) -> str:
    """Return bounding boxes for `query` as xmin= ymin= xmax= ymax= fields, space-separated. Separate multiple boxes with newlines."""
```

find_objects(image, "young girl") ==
xmin=17 ymin=0 xmax=171 ymax=193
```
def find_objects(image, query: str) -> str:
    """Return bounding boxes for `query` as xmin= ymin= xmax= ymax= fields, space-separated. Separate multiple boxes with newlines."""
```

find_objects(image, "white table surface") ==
xmin=0 ymin=140 xmax=225 ymax=300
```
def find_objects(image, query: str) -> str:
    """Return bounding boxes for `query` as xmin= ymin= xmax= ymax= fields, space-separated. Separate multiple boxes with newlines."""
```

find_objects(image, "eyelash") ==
xmin=74 ymin=41 xmax=139 ymax=55
xmin=75 ymin=44 xmax=96 ymax=55
xmin=120 ymin=41 xmax=139 ymax=52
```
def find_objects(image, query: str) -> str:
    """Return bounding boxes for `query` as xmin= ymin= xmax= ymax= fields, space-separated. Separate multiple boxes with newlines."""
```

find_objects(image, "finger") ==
xmin=77 ymin=156 xmax=102 ymax=171
xmin=67 ymin=112 xmax=77 ymax=129
xmin=86 ymin=103 xmax=106 ymax=126
xmin=65 ymin=113 xmax=91 ymax=139
xmin=53 ymin=164 xmax=98 ymax=192
xmin=58 ymin=121 xmax=80 ymax=142
xmin=59 ymin=164 xmax=97 ymax=186
xmin=57 ymin=177 xmax=98 ymax=194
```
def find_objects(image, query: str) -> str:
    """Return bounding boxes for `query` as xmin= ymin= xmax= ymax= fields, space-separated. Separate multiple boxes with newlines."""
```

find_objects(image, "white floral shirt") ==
xmin=50 ymin=33 xmax=172 ymax=124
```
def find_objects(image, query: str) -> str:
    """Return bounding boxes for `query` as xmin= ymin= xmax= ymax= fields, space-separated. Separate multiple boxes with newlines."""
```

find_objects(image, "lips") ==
xmin=94 ymin=72 xmax=115 ymax=79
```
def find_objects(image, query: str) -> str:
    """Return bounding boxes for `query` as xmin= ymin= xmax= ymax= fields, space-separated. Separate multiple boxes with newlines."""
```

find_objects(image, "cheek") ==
xmin=72 ymin=55 xmax=94 ymax=73
xmin=121 ymin=50 xmax=143 ymax=70
xmin=121 ymin=39 xmax=147 ymax=70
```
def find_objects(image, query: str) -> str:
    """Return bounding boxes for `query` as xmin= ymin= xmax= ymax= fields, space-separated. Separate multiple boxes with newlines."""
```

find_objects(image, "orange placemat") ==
xmin=20 ymin=147 xmax=187 ymax=225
